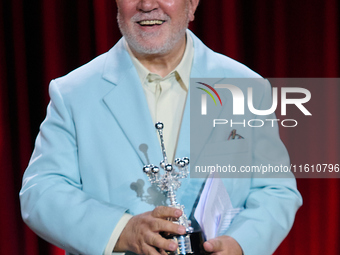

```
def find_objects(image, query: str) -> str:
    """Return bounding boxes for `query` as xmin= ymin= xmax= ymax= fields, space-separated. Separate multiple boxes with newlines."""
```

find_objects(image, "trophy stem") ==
xmin=168 ymin=186 xmax=177 ymax=206
xmin=157 ymin=125 xmax=168 ymax=164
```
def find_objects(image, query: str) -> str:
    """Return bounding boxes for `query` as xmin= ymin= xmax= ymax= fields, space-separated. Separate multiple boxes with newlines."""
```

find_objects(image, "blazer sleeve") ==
xmin=222 ymin=81 xmax=303 ymax=255
xmin=19 ymin=80 xmax=128 ymax=255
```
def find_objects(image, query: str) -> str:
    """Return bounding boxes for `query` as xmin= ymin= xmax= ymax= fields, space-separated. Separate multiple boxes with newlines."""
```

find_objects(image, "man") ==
xmin=20 ymin=0 xmax=302 ymax=254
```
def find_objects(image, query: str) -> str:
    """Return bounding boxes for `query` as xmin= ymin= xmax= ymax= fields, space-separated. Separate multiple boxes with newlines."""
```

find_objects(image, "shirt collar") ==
xmin=125 ymin=30 xmax=194 ymax=90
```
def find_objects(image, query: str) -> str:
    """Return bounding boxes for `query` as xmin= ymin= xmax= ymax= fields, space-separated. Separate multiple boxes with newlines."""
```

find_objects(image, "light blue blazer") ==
xmin=20 ymin=31 xmax=302 ymax=255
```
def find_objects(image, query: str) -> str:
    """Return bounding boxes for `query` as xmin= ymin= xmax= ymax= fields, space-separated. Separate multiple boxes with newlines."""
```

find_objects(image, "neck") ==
xmin=129 ymin=36 xmax=186 ymax=78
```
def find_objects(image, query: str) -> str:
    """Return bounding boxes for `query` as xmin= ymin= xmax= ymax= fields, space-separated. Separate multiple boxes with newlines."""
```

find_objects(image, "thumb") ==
xmin=203 ymin=238 xmax=222 ymax=252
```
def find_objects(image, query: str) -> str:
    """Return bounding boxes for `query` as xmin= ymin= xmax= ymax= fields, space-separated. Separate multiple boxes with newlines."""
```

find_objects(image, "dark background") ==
xmin=0 ymin=0 xmax=339 ymax=254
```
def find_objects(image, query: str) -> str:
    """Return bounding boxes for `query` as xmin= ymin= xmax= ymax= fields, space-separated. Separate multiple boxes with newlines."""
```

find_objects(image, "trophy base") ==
xmin=165 ymin=231 xmax=207 ymax=255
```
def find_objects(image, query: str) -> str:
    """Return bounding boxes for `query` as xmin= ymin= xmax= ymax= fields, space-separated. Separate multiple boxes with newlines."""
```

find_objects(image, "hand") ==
xmin=114 ymin=206 xmax=187 ymax=254
xmin=203 ymin=236 xmax=243 ymax=255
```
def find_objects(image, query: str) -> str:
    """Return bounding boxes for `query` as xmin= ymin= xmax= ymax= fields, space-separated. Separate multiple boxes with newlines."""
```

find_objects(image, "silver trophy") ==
xmin=143 ymin=122 xmax=205 ymax=255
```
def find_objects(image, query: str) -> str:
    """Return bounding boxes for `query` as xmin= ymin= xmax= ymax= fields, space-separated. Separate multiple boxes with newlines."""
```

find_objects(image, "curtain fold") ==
xmin=0 ymin=1 xmax=338 ymax=254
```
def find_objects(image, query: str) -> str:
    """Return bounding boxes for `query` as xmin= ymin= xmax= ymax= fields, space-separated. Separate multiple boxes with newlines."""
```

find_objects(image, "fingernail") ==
xmin=169 ymin=241 xmax=177 ymax=251
xmin=203 ymin=241 xmax=213 ymax=252
xmin=178 ymin=226 xmax=186 ymax=234
xmin=174 ymin=210 xmax=182 ymax=217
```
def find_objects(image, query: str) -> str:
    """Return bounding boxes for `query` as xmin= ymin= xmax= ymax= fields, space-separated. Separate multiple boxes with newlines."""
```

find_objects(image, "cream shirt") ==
xmin=104 ymin=32 xmax=194 ymax=255
xmin=128 ymin=32 xmax=194 ymax=163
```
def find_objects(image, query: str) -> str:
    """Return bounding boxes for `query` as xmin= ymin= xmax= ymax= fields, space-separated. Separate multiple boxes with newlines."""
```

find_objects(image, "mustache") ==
xmin=131 ymin=11 xmax=170 ymax=22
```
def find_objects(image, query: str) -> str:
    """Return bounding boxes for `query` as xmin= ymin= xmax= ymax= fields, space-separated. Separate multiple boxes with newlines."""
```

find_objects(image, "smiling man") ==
xmin=20 ymin=0 xmax=302 ymax=255
xmin=117 ymin=0 xmax=192 ymax=57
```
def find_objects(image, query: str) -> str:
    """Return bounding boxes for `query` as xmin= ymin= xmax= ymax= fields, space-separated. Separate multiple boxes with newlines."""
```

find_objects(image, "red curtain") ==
xmin=0 ymin=0 xmax=339 ymax=254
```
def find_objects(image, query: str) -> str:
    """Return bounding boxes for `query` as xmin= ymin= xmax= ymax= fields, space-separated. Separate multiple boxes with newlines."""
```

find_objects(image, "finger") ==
xmin=150 ymin=218 xmax=186 ymax=235
xmin=204 ymin=238 xmax=223 ymax=253
xmin=145 ymin=233 xmax=179 ymax=252
xmin=203 ymin=241 xmax=214 ymax=252
xmin=152 ymin=206 xmax=182 ymax=219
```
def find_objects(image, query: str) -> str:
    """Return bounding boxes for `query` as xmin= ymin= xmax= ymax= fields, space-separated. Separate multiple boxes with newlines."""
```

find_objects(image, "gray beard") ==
xmin=117 ymin=12 xmax=189 ymax=55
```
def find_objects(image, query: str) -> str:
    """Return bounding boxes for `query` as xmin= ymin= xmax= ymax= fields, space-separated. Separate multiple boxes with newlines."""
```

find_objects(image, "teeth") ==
xmin=139 ymin=20 xmax=164 ymax=25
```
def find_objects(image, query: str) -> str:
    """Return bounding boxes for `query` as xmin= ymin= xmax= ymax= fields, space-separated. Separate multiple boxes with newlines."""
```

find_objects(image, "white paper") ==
xmin=194 ymin=173 xmax=243 ymax=240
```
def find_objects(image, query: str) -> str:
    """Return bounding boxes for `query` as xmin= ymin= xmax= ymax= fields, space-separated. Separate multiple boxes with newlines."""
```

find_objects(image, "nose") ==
xmin=137 ymin=0 xmax=159 ymax=12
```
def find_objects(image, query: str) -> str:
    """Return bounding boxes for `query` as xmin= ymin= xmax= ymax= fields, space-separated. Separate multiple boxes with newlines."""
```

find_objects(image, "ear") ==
xmin=188 ymin=0 xmax=200 ymax=22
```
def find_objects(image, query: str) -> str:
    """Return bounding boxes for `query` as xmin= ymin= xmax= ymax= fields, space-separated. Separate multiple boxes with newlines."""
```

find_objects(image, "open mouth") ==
xmin=137 ymin=20 xmax=165 ymax=26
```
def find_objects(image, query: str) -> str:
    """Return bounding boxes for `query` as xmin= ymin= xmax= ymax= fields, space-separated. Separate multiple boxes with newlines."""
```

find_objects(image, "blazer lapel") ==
xmin=102 ymin=39 xmax=162 ymax=166
xmin=100 ymin=33 xmax=225 ymax=169
xmin=179 ymin=32 xmax=227 ymax=165
xmin=175 ymin=90 xmax=190 ymax=160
